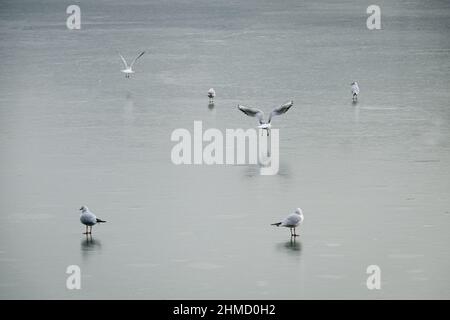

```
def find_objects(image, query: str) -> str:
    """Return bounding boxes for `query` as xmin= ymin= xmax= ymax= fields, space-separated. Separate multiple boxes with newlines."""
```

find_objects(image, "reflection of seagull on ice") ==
xmin=119 ymin=51 xmax=145 ymax=78
xmin=271 ymin=208 xmax=304 ymax=237
xmin=351 ymin=81 xmax=360 ymax=101
xmin=237 ymin=100 xmax=293 ymax=136
xmin=208 ymin=88 xmax=216 ymax=103
xmin=79 ymin=206 xmax=106 ymax=235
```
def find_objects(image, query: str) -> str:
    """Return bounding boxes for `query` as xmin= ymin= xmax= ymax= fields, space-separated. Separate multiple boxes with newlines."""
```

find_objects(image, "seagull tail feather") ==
xmin=96 ymin=218 xmax=107 ymax=223
xmin=271 ymin=222 xmax=282 ymax=227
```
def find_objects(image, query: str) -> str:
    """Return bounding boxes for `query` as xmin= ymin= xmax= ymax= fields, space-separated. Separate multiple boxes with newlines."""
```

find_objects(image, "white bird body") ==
xmin=119 ymin=51 xmax=145 ymax=78
xmin=80 ymin=206 xmax=97 ymax=226
xmin=351 ymin=82 xmax=360 ymax=100
xmin=208 ymin=88 xmax=216 ymax=103
xmin=281 ymin=210 xmax=304 ymax=227
xmin=121 ymin=69 xmax=135 ymax=75
xmin=258 ymin=123 xmax=271 ymax=130
xmin=79 ymin=206 xmax=106 ymax=234
xmin=272 ymin=208 xmax=304 ymax=237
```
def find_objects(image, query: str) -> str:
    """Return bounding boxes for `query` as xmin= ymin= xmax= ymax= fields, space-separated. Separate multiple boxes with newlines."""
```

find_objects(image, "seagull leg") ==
xmin=83 ymin=225 xmax=88 ymax=234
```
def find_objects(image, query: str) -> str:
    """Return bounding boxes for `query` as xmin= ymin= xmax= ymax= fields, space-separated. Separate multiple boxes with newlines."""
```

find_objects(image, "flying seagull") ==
xmin=208 ymin=88 xmax=216 ymax=103
xmin=79 ymin=206 xmax=106 ymax=235
xmin=271 ymin=208 xmax=304 ymax=237
xmin=237 ymin=100 xmax=293 ymax=135
xmin=119 ymin=51 xmax=145 ymax=78
xmin=351 ymin=82 xmax=360 ymax=101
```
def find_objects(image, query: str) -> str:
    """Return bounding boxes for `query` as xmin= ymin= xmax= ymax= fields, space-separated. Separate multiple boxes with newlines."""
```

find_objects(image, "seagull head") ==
xmin=79 ymin=206 xmax=88 ymax=213
xmin=295 ymin=208 xmax=303 ymax=215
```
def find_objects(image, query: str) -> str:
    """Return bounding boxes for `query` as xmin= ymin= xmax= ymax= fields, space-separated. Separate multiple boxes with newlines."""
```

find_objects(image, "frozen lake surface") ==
xmin=0 ymin=0 xmax=449 ymax=299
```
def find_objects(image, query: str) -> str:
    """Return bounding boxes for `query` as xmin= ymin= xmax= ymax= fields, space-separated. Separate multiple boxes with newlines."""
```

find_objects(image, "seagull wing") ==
xmin=268 ymin=100 xmax=293 ymax=123
xmin=130 ymin=51 xmax=145 ymax=68
xmin=81 ymin=212 xmax=97 ymax=225
xmin=86 ymin=209 xmax=97 ymax=220
xmin=237 ymin=105 xmax=265 ymax=124
xmin=118 ymin=53 xmax=129 ymax=69
xmin=282 ymin=213 xmax=301 ymax=227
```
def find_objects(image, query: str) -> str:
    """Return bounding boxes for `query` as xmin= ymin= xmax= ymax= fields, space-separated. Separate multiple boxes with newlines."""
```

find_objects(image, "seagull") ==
xmin=271 ymin=208 xmax=304 ymax=237
xmin=351 ymin=81 xmax=360 ymax=101
xmin=208 ymin=88 xmax=216 ymax=103
xmin=79 ymin=206 xmax=106 ymax=235
xmin=119 ymin=51 xmax=145 ymax=78
xmin=237 ymin=100 xmax=293 ymax=135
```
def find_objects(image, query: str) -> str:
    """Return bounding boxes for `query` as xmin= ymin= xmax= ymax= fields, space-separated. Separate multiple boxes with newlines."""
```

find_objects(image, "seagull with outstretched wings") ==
xmin=237 ymin=100 xmax=293 ymax=135
xmin=118 ymin=51 xmax=145 ymax=78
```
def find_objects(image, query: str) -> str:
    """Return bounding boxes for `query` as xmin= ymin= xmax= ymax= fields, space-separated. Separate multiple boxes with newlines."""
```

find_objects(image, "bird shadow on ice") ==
xmin=352 ymin=100 xmax=360 ymax=122
xmin=242 ymin=161 xmax=291 ymax=178
xmin=80 ymin=236 xmax=102 ymax=259
xmin=123 ymin=91 xmax=135 ymax=123
xmin=208 ymin=102 xmax=215 ymax=110
xmin=276 ymin=238 xmax=302 ymax=256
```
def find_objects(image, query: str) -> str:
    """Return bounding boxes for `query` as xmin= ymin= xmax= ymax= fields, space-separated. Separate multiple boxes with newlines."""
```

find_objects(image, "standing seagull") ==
xmin=119 ymin=51 xmax=145 ymax=78
xmin=237 ymin=100 xmax=293 ymax=136
xmin=351 ymin=81 xmax=360 ymax=101
xmin=208 ymin=88 xmax=216 ymax=103
xmin=271 ymin=208 xmax=304 ymax=237
xmin=79 ymin=206 xmax=106 ymax=235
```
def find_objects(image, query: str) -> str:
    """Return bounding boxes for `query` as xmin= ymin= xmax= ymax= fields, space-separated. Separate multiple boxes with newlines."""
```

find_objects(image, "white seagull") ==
xmin=208 ymin=88 xmax=216 ymax=103
xmin=351 ymin=81 xmax=360 ymax=101
xmin=237 ymin=100 xmax=293 ymax=135
xmin=119 ymin=51 xmax=145 ymax=78
xmin=79 ymin=206 xmax=106 ymax=235
xmin=271 ymin=208 xmax=304 ymax=237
